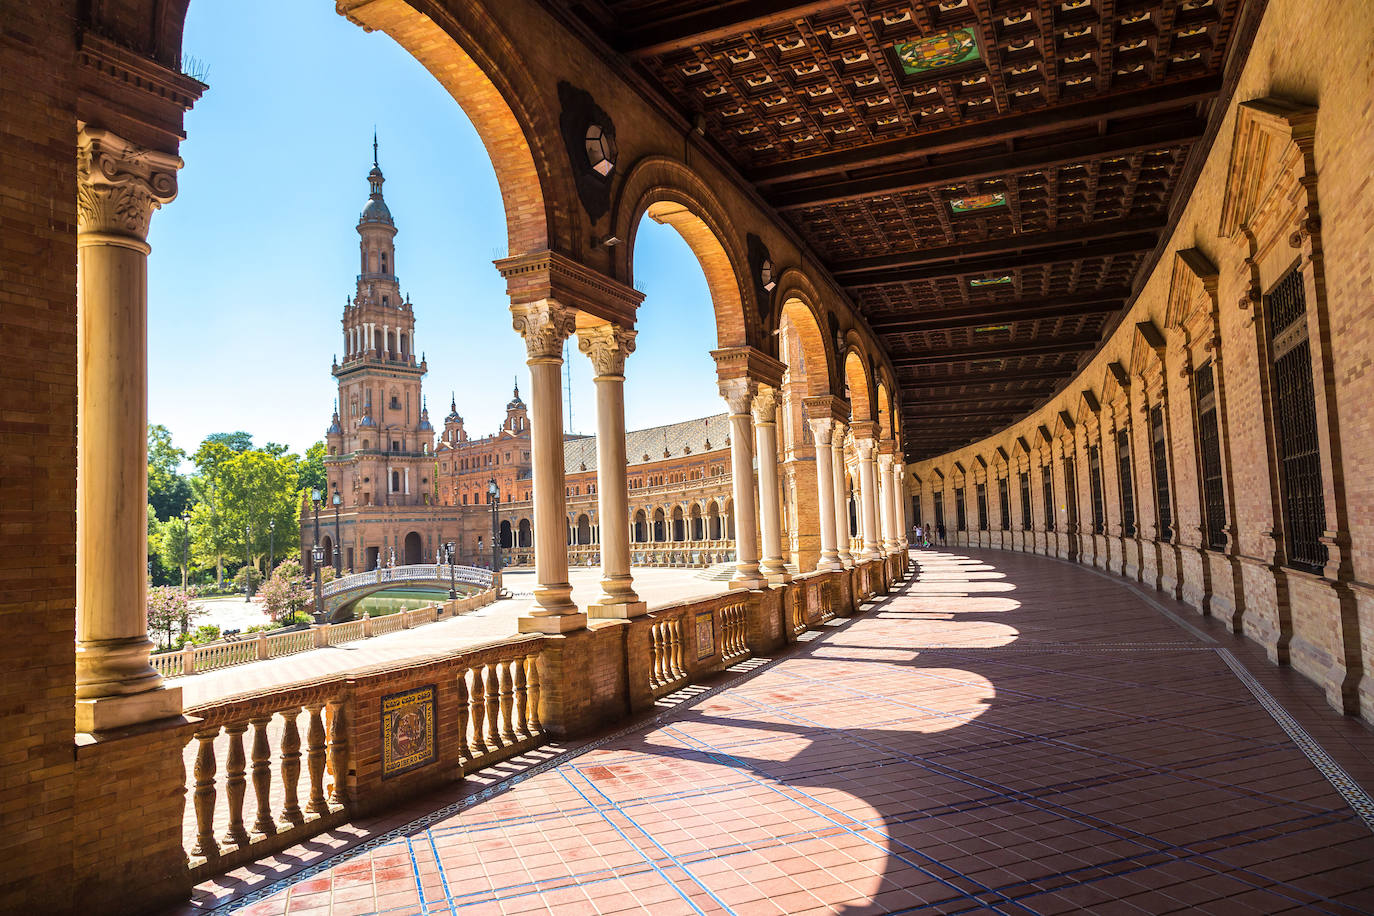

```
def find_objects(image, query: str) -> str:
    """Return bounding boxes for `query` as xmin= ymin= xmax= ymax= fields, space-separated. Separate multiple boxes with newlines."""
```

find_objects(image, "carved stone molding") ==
xmin=718 ymin=376 xmax=758 ymax=416
xmin=577 ymin=323 xmax=636 ymax=377
xmin=511 ymin=300 xmax=577 ymax=360
xmin=751 ymin=386 xmax=779 ymax=426
xmin=76 ymin=125 xmax=182 ymax=240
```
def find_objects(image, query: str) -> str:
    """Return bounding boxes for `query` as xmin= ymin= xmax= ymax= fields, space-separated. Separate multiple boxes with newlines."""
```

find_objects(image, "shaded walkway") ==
xmin=180 ymin=550 xmax=1374 ymax=915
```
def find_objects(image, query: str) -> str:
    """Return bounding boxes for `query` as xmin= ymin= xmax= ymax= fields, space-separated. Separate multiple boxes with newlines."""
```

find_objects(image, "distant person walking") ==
xmin=913 ymin=524 xmax=924 ymax=548
xmin=937 ymin=523 xmax=947 ymax=546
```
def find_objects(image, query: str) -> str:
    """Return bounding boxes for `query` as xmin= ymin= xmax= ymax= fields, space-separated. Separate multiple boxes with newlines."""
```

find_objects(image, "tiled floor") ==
xmin=176 ymin=549 xmax=1374 ymax=915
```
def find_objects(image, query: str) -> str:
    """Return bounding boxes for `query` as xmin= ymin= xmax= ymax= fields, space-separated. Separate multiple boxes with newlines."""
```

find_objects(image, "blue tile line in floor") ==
xmin=553 ymin=766 xmax=714 ymax=916
xmin=655 ymin=722 xmax=1030 ymax=916
xmin=720 ymin=662 xmax=1362 ymax=915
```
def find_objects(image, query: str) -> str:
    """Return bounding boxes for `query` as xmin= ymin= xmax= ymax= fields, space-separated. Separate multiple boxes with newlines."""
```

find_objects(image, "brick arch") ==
xmin=876 ymin=381 xmax=893 ymax=442
xmin=774 ymin=270 xmax=837 ymax=397
xmin=331 ymin=0 xmax=577 ymax=255
xmin=613 ymin=157 xmax=754 ymax=348
xmin=843 ymin=346 xmax=876 ymax=425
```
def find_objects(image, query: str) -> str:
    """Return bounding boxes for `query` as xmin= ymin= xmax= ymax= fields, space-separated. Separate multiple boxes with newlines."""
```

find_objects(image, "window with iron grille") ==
xmin=955 ymin=488 xmax=967 ymax=530
xmin=1019 ymin=471 xmax=1032 ymax=530
xmin=998 ymin=477 xmax=1011 ymax=530
xmin=1194 ymin=361 xmax=1227 ymax=550
xmin=1266 ymin=268 xmax=1328 ymax=573
xmin=934 ymin=493 xmax=945 ymax=529
xmin=1150 ymin=405 xmax=1173 ymax=541
xmin=1064 ymin=455 xmax=1078 ymax=530
xmin=1042 ymin=465 xmax=1055 ymax=531
xmin=1087 ymin=445 xmax=1105 ymax=534
xmin=976 ymin=483 xmax=989 ymax=530
xmin=1116 ymin=428 xmax=1136 ymax=537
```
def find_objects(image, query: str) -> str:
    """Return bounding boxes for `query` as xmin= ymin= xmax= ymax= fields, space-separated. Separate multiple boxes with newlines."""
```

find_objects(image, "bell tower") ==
xmin=328 ymin=138 xmax=432 ymax=508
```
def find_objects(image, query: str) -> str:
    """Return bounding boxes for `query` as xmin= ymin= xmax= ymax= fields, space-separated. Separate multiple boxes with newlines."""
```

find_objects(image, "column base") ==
xmin=815 ymin=558 xmax=844 ymax=572
xmin=76 ymin=684 xmax=183 ymax=735
xmin=518 ymin=612 xmax=589 ymax=633
xmin=588 ymin=600 xmax=648 ymax=619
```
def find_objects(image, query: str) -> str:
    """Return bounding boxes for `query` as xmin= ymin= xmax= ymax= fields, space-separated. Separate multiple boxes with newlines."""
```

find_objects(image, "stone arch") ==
xmin=775 ymin=275 xmax=836 ymax=397
xmin=403 ymin=530 xmax=423 ymax=565
xmin=576 ymin=513 xmax=591 ymax=545
xmin=876 ymin=381 xmax=893 ymax=442
xmin=614 ymin=157 xmax=755 ymax=348
xmin=517 ymin=518 xmax=532 ymax=548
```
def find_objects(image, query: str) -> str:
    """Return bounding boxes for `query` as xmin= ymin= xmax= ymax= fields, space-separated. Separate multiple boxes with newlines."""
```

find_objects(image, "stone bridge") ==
xmin=320 ymin=564 xmax=495 ymax=621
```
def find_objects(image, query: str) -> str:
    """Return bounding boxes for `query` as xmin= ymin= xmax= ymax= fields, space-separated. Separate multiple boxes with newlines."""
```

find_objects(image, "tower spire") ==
xmin=373 ymin=128 xmax=379 ymax=168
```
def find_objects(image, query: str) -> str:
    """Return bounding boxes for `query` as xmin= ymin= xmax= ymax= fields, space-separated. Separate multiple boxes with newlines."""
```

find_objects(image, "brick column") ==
xmin=577 ymin=324 xmax=646 ymax=617
xmin=753 ymin=386 xmax=790 ymax=585
xmin=511 ymin=301 xmax=583 ymax=632
xmin=74 ymin=126 xmax=184 ymax=733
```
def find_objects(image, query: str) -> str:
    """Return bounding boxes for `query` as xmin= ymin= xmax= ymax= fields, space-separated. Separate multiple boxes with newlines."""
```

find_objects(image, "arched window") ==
xmin=380 ymin=251 xmax=388 ymax=274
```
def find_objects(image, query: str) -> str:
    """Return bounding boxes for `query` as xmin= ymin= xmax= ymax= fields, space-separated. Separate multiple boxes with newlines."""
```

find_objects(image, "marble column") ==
xmin=511 ymin=300 xmax=583 ymax=632
xmin=831 ymin=424 xmax=855 ymax=568
xmin=896 ymin=464 xmax=910 ymax=550
xmin=753 ymin=387 xmax=790 ymax=585
xmin=75 ymin=126 xmax=184 ymax=733
xmin=808 ymin=418 xmax=843 ymax=571
xmin=578 ymin=324 xmax=646 ymax=617
xmin=720 ymin=378 xmax=766 ymax=589
xmin=856 ymin=438 xmax=882 ymax=560
xmin=879 ymin=449 xmax=899 ymax=553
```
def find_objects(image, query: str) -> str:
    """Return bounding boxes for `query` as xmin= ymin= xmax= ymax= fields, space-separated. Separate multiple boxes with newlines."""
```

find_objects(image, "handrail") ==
xmin=322 ymin=563 xmax=493 ymax=599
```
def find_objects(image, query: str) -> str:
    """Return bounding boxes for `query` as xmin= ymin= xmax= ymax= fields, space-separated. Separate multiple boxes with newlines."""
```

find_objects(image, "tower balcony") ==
xmin=333 ymin=352 xmax=426 ymax=374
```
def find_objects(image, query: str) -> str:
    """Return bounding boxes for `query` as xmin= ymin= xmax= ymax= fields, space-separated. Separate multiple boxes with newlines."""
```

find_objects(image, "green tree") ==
xmin=148 ymin=424 xmax=193 ymax=520
xmin=299 ymin=440 xmax=328 ymax=496
xmin=155 ymin=513 xmax=194 ymax=589
xmin=190 ymin=439 xmax=236 ymax=587
xmin=259 ymin=557 xmax=312 ymax=623
xmin=203 ymin=431 xmax=253 ymax=453
xmin=220 ymin=447 xmax=302 ymax=578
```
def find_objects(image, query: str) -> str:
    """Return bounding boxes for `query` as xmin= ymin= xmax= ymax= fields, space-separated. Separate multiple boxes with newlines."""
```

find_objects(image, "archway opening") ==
xmin=403 ymin=531 xmax=423 ymax=565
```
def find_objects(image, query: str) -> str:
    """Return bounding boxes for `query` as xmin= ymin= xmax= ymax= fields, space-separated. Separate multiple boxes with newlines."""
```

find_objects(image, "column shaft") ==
xmin=720 ymin=379 xmax=765 ymax=589
xmin=857 ymin=440 xmax=882 ymax=560
xmin=809 ymin=420 xmax=842 ymax=571
xmin=512 ymin=302 xmax=581 ymax=632
xmin=74 ymin=127 xmax=183 ymax=732
xmin=754 ymin=389 xmax=789 ymax=584
xmin=832 ymin=431 xmax=854 ymax=568
xmin=579 ymin=325 xmax=645 ymax=618
xmin=879 ymin=453 xmax=898 ymax=552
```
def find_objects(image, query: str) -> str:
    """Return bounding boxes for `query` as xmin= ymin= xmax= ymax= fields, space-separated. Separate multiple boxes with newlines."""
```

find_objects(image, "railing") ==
xmin=648 ymin=615 xmax=687 ymax=694
xmin=322 ymin=564 xmax=493 ymax=599
xmin=719 ymin=601 xmax=749 ymax=664
xmin=786 ymin=589 xmax=807 ymax=637
xmin=185 ymin=684 xmax=347 ymax=878
xmin=154 ymin=589 xmax=498 ymax=678
xmin=181 ymin=637 xmax=547 ymax=880
xmin=454 ymin=644 xmax=544 ymax=770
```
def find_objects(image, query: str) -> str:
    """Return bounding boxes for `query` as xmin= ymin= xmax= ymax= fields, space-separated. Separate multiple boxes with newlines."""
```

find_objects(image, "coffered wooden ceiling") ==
xmin=548 ymin=0 xmax=1263 ymax=460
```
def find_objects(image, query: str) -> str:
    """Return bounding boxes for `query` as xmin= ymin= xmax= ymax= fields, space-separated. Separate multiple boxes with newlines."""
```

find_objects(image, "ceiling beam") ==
xmin=747 ymin=76 xmax=1222 ymax=184
xmin=905 ymin=406 xmax=1032 ymax=420
xmin=897 ymin=367 xmax=1073 ymax=387
xmin=769 ymin=120 xmax=1203 ymax=209
xmin=869 ymin=289 xmax=1129 ymax=333
xmin=903 ymin=391 xmax=1050 ymax=408
xmin=843 ymin=233 xmax=1157 ymax=287
xmin=618 ymin=1 xmax=844 ymax=57
xmin=891 ymin=335 xmax=1100 ymax=366
xmin=834 ymin=220 xmax=1161 ymax=276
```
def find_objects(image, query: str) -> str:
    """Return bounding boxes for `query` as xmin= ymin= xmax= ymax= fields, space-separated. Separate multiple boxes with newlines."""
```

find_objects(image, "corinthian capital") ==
xmin=854 ymin=436 xmax=877 ymax=460
xmin=807 ymin=416 xmax=835 ymax=447
xmin=751 ymin=386 xmax=779 ymax=426
xmin=76 ymin=125 xmax=182 ymax=240
xmin=511 ymin=300 xmax=576 ymax=360
xmin=577 ymin=324 xmax=637 ymax=377
xmin=718 ymin=377 xmax=758 ymax=416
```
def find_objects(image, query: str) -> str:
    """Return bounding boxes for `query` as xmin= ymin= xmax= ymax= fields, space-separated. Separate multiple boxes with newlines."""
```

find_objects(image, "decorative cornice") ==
xmin=802 ymin=395 xmax=851 ymax=425
xmin=711 ymin=345 xmax=786 ymax=389
xmin=76 ymin=125 xmax=182 ymax=240
xmin=496 ymin=250 xmax=644 ymax=328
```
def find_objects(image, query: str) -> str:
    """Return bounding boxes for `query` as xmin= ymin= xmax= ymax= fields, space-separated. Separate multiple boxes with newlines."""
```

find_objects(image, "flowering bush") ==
xmin=146 ymin=586 xmax=201 ymax=650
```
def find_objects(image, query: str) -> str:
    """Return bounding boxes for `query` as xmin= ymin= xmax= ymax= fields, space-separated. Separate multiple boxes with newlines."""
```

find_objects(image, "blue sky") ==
xmin=148 ymin=0 xmax=723 ymax=460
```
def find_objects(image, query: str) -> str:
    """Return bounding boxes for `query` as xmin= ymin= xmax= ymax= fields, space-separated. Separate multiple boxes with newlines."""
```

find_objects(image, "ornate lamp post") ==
xmin=311 ymin=543 xmax=325 ymax=624
xmin=310 ymin=487 xmax=322 ymax=558
xmin=268 ymin=518 xmax=276 ymax=575
xmin=445 ymin=541 xmax=457 ymax=599
xmin=488 ymin=478 xmax=501 ymax=575
xmin=332 ymin=490 xmax=343 ymax=573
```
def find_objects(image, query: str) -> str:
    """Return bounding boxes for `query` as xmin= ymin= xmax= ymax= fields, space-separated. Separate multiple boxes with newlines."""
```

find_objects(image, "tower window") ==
xmin=382 ymin=295 xmax=388 ymax=307
xmin=381 ymin=252 xmax=388 ymax=273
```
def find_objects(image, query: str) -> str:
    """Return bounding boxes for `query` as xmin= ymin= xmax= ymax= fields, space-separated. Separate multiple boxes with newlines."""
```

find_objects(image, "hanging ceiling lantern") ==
xmin=584 ymin=124 xmax=617 ymax=176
